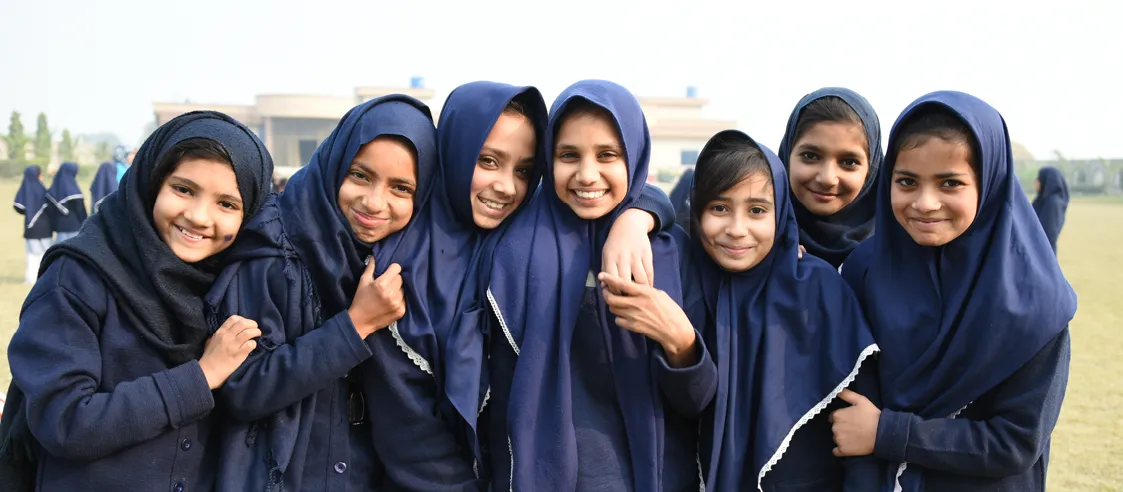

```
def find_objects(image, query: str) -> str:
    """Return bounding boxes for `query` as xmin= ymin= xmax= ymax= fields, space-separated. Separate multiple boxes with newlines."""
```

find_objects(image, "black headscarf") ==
xmin=0 ymin=110 xmax=273 ymax=490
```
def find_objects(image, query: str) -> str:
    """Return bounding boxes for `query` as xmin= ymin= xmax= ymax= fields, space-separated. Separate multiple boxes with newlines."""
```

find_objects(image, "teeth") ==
xmin=480 ymin=198 xmax=509 ymax=211
xmin=176 ymin=225 xmax=203 ymax=240
xmin=575 ymin=190 xmax=607 ymax=199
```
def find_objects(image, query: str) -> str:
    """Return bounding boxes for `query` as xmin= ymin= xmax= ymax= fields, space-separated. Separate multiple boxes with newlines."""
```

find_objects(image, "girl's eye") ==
xmin=800 ymin=152 xmax=819 ymax=161
xmin=559 ymin=152 xmax=578 ymax=160
xmin=942 ymin=179 xmax=965 ymax=188
xmin=392 ymin=185 xmax=415 ymax=195
xmin=895 ymin=178 xmax=916 ymax=187
xmin=172 ymin=185 xmax=192 ymax=195
xmin=709 ymin=204 xmax=728 ymax=213
xmin=750 ymin=206 xmax=767 ymax=215
xmin=349 ymin=170 xmax=368 ymax=181
xmin=515 ymin=167 xmax=532 ymax=179
xmin=478 ymin=156 xmax=499 ymax=168
xmin=219 ymin=201 xmax=240 ymax=211
xmin=841 ymin=159 xmax=862 ymax=169
xmin=598 ymin=152 xmax=618 ymax=160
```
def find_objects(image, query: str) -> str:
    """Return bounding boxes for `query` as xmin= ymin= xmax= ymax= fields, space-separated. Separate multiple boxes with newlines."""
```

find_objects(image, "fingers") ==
xmin=832 ymin=447 xmax=843 ymax=457
xmin=642 ymin=254 xmax=655 ymax=286
xmin=604 ymin=257 xmax=620 ymax=287
xmin=378 ymin=262 xmax=402 ymax=281
xmin=837 ymin=388 xmax=865 ymax=406
xmin=598 ymin=272 xmax=642 ymax=296
xmin=218 ymin=315 xmax=245 ymax=332
xmin=631 ymin=258 xmax=651 ymax=286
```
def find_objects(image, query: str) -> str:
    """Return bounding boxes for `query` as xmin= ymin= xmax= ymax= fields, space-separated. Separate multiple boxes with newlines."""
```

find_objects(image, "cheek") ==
xmin=607 ymin=162 xmax=630 ymax=194
xmin=788 ymin=161 xmax=814 ymax=184
xmin=337 ymin=182 xmax=357 ymax=211
xmin=843 ymin=168 xmax=870 ymax=194
xmin=700 ymin=214 xmax=723 ymax=244
xmin=955 ymin=191 xmax=980 ymax=226
xmin=392 ymin=197 xmax=415 ymax=225
xmin=469 ymin=168 xmax=490 ymax=198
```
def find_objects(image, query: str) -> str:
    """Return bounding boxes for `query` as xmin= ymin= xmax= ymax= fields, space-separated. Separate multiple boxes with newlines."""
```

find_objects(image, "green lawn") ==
xmin=0 ymin=179 xmax=1119 ymax=489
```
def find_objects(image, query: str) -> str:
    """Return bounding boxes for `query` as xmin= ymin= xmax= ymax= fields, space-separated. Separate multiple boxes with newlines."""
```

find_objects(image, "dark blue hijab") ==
xmin=1032 ymin=166 xmax=1069 ymax=253
xmin=210 ymin=95 xmax=437 ymax=481
xmin=845 ymin=92 xmax=1077 ymax=488
xmin=46 ymin=161 xmax=83 ymax=210
xmin=777 ymin=88 xmax=884 ymax=268
xmin=90 ymin=161 xmax=119 ymax=213
xmin=681 ymin=131 xmax=878 ymax=491
xmin=669 ymin=168 xmax=694 ymax=224
xmin=488 ymin=80 xmax=682 ymax=491
xmin=392 ymin=82 xmax=546 ymax=457
xmin=14 ymin=166 xmax=48 ymax=231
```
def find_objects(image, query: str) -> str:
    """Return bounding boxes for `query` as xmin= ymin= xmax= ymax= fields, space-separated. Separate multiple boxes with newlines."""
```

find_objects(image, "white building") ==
xmin=153 ymin=80 xmax=734 ymax=180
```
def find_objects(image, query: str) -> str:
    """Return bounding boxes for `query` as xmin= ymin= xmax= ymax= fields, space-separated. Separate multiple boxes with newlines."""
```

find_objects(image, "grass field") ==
xmin=0 ymin=179 xmax=1119 ymax=489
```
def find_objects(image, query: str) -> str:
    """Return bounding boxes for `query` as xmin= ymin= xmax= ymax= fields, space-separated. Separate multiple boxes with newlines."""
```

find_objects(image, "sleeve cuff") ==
xmin=654 ymin=331 xmax=717 ymax=413
xmin=874 ymin=408 xmax=912 ymax=463
xmin=328 ymin=310 xmax=375 ymax=365
xmin=155 ymin=360 xmax=216 ymax=429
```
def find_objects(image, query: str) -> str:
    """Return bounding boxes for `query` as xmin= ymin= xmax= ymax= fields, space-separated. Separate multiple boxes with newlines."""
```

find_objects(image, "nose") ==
xmin=912 ymin=187 xmax=941 ymax=213
xmin=182 ymin=198 xmax=213 ymax=229
xmin=575 ymin=157 xmax=599 ymax=186
xmin=815 ymin=163 xmax=839 ymax=188
xmin=363 ymin=183 xmax=388 ymax=213
xmin=493 ymin=169 xmax=516 ymax=198
xmin=726 ymin=213 xmax=749 ymax=239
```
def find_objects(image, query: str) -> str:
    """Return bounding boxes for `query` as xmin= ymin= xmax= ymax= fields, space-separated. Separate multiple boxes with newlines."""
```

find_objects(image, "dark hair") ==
xmin=690 ymin=138 xmax=772 ymax=236
xmin=891 ymin=106 xmax=979 ymax=173
xmin=555 ymin=98 xmax=613 ymax=131
xmin=503 ymin=94 xmax=534 ymax=120
xmin=792 ymin=96 xmax=869 ymax=156
xmin=150 ymin=138 xmax=233 ymax=200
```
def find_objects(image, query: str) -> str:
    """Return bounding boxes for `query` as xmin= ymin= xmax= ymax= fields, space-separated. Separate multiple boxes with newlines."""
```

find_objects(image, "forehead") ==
xmin=555 ymin=111 xmax=620 ymax=143
xmin=795 ymin=122 xmax=867 ymax=151
xmin=723 ymin=173 xmax=774 ymax=197
xmin=353 ymin=137 xmax=417 ymax=172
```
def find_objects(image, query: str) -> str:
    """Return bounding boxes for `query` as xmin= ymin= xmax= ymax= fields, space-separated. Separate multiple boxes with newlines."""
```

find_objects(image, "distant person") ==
xmin=113 ymin=145 xmax=130 ymax=183
xmin=45 ymin=162 xmax=88 ymax=242
xmin=1032 ymin=166 xmax=1069 ymax=254
xmin=274 ymin=176 xmax=287 ymax=193
xmin=777 ymin=88 xmax=884 ymax=269
xmin=90 ymin=161 xmax=119 ymax=214
xmin=668 ymin=168 xmax=693 ymax=227
xmin=0 ymin=111 xmax=273 ymax=491
xmin=13 ymin=165 xmax=52 ymax=285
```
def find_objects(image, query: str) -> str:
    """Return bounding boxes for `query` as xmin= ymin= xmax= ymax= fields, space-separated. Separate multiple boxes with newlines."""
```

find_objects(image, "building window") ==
xmin=299 ymin=139 xmax=319 ymax=166
xmin=681 ymin=150 xmax=699 ymax=165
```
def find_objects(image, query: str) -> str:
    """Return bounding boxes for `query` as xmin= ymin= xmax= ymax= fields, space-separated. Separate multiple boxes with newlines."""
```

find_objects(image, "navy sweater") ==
xmin=8 ymin=257 xmax=217 ymax=492
xmin=874 ymin=328 xmax=1070 ymax=492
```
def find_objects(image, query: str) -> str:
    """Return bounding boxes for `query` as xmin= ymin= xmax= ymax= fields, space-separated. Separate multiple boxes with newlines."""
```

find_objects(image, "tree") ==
xmin=59 ymin=129 xmax=75 ymax=162
xmin=95 ymin=141 xmax=112 ymax=162
xmin=4 ymin=111 xmax=29 ymax=161
xmin=34 ymin=112 xmax=51 ymax=164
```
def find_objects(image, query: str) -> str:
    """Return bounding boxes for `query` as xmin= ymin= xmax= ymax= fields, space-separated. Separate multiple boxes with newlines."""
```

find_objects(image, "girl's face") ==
xmin=699 ymin=173 xmax=777 ymax=272
xmin=788 ymin=121 xmax=870 ymax=216
xmin=890 ymin=138 xmax=979 ymax=247
xmin=337 ymin=137 xmax=418 ymax=244
xmin=152 ymin=157 xmax=245 ymax=263
xmin=470 ymin=112 xmax=537 ymax=229
xmin=552 ymin=111 xmax=629 ymax=220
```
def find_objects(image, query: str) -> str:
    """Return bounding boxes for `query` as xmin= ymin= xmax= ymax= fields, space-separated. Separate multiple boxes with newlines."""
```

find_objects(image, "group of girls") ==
xmin=13 ymin=159 xmax=120 ymax=284
xmin=0 ymin=78 xmax=1075 ymax=492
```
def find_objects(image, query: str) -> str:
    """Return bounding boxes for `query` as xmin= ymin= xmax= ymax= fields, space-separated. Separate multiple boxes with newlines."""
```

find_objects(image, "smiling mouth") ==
xmin=719 ymin=244 xmax=754 ymax=256
xmin=479 ymin=197 xmax=511 ymax=212
xmin=572 ymin=189 xmax=608 ymax=202
xmin=352 ymin=209 xmax=388 ymax=228
xmin=175 ymin=224 xmax=207 ymax=241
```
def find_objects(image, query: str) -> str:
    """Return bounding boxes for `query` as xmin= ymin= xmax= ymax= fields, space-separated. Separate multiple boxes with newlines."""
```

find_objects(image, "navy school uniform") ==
xmin=680 ymin=131 xmax=883 ymax=492
xmin=1032 ymin=166 xmax=1069 ymax=255
xmin=10 ymin=258 xmax=218 ymax=492
xmin=45 ymin=162 xmax=88 ymax=235
xmin=206 ymin=94 xmax=439 ymax=492
xmin=484 ymin=80 xmax=717 ymax=492
xmin=1 ymin=110 xmax=274 ymax=492
xmin=842 ymin=91 xmax=1077 ymax=492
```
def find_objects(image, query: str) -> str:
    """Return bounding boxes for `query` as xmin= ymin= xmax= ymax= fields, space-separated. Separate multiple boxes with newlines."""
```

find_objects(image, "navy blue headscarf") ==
xmin=210 ymin=95 xmax=437 ymax=481
xmin=1032 ymin=166 xmax=1069 ymax=254
xmin=668 ymin=168 xmax=694 ymax=225
xmin=844 ymin=91 xmax=1077 ymax=490
xmin=90 ymin=161 xmax=119 ymax=213
xmin=46 ymin=161 xmax=83 ymax=212
xmin=13 ymin=166 xmax=48 ymax=231
xmin=488 ymin=80 xmax=682 ymax=491
xmin=777 ymin=88 xmax=884 ymax=268
xmin=681 ymin=131 xmax=878 ymax=491
xmin=391 ymin=82 xmax=546 ymax=458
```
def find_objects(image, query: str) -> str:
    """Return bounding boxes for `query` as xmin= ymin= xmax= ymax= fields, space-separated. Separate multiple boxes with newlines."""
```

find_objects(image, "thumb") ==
xmin=363 ymin=255 xmax=377 ymax=280
xmin=599 ymin=272 xmax=641 ymax=295
xmin=837 ymin=388 xmax=867 ymax=407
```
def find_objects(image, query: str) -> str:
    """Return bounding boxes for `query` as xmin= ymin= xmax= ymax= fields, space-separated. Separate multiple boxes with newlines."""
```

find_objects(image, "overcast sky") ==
xmin=1 ymin=0 xmax=1118 ymax=159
